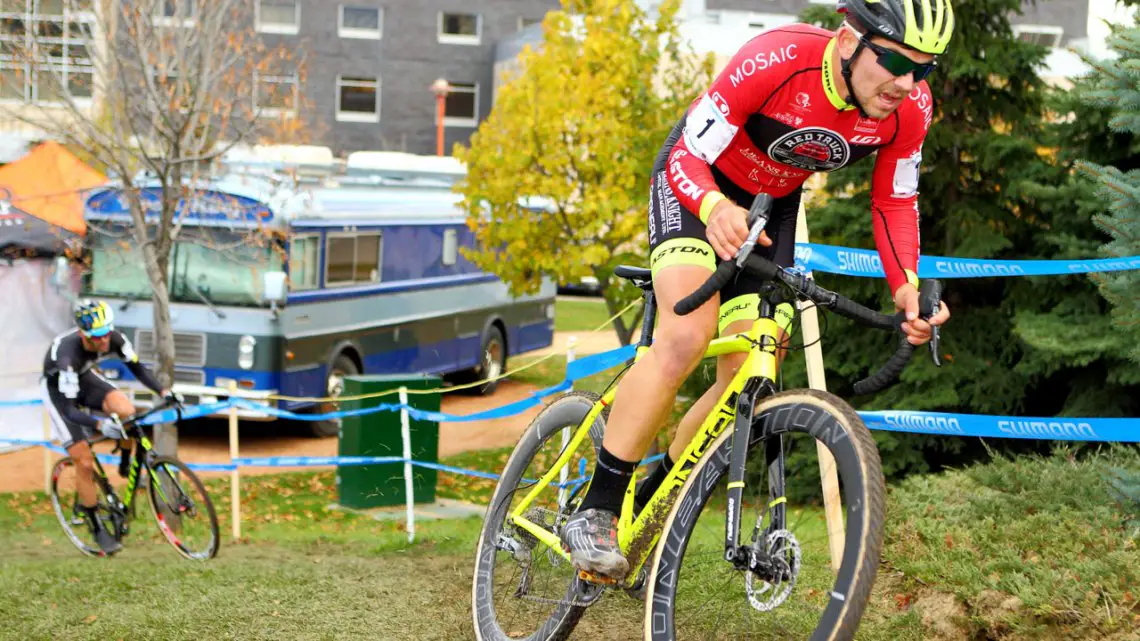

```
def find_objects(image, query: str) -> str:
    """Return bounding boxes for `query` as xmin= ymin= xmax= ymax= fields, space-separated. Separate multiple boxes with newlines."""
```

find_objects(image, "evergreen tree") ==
xmin=1073 ymin=26 xmax=1140 ymax=363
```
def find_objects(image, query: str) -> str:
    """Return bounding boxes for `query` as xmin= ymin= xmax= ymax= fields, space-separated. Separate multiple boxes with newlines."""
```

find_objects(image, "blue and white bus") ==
xmin=81 ymin=147 xmax=556 ymax=436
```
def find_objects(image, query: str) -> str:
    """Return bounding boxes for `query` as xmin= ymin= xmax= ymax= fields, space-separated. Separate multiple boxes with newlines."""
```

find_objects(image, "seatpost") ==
xmin=637 ymin=290 xmax=657 ymax=348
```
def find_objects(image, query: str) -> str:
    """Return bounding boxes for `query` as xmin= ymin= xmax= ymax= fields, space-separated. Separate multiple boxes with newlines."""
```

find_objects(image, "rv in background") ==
xmin=81 ymin=145 xmax=556 ymax=436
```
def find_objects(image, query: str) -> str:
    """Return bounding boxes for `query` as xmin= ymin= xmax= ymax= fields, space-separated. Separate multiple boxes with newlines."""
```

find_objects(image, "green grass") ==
xmin=554 ymin=297 xmax=641 ymax=333
xmin=884 ymin=445 xmax=1140 ymax=639
xmin=2 ymin=445 xmax=1135 ymax=640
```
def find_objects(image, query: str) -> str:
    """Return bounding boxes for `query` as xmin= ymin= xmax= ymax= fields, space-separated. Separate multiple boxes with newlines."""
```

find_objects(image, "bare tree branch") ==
xmin=0 ymin=0 xmax=308 ymax=399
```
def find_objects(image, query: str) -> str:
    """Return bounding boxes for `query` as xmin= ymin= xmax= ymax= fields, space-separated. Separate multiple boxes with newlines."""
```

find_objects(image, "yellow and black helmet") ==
xmin=74 ymin=299 xmax=114 ymax=337
xmin=839 ymin=0 xmax=955 ymax=55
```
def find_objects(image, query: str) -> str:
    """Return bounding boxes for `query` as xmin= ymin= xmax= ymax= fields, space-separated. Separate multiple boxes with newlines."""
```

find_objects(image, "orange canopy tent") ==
xmin=0 ymin=141 xmax=107 ymax=258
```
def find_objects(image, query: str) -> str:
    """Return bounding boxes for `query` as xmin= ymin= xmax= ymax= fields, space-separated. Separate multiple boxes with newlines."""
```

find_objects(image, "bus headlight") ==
xmin=239 ymin=335 xmax=256 ymax=370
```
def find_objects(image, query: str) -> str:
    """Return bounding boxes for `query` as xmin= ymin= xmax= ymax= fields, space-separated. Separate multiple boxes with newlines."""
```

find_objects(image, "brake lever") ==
xmin=916 ymin=279 xmax=944 ymax=368
xmin=735 ymin=219 xmax=767 ymax=268
xmin=928 ymin=320 xmax=942 ymax=367
xmin=735 ymin=193 xmax=773 ymax=268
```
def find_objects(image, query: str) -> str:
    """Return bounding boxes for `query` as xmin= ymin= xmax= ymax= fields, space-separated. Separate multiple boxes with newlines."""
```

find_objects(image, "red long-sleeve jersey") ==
xmin=667 ymin=23 xmax=932 ymax=293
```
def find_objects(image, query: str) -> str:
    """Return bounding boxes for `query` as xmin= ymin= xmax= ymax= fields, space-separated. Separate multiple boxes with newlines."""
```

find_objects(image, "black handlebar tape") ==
xmin=828 ymin=294 xmax=902 ymax=331
xmin=854 ymin=335 xmax=916 ymax=395
xmin=674 ymin=260 xmax=739 ymax=316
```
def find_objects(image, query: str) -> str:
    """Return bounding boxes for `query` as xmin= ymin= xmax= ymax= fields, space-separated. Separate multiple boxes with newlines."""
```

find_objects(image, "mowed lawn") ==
xmin=0 ymin=452 xmax=649 ymax=641
xmin=2 ymin=390 xmax=1135 ymax=641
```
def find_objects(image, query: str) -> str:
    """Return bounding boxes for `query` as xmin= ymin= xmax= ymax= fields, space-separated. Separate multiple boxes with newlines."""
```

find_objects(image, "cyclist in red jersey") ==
xmin=561 ymin=0 xmax=956 ymax=579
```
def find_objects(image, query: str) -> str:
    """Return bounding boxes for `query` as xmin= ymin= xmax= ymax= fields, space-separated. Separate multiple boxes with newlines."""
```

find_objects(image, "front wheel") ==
xmin=472 ymin=391 xmax=606 ymax=641
xmin=147 ymin=456 xmax=220 ymax=560
xmin=645 ymin=389 xmax=886 ymax=641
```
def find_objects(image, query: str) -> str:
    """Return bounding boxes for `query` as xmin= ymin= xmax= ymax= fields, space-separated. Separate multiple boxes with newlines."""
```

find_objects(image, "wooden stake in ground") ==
xmin=42 ymin=407 xmax=52 ymax=494
xmin=795 ymin=203 xmax=845 ymax=572
xmin=228 ymin=382 xmax=241 ymax=542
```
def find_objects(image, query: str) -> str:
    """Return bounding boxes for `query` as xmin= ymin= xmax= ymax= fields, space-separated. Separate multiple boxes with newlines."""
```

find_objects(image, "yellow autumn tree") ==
xmin=454 ymin=0 xmax=715 ymax=345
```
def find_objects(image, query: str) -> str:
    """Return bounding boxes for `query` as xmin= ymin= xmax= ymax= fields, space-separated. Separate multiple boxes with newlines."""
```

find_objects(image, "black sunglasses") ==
xmin=862 ymin=38 xmax=937 ymax=81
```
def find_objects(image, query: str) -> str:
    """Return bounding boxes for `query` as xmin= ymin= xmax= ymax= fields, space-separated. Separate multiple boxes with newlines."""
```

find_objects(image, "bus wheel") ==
xmin=450 ymin=324 xmax=507 ymax=396
xmin=310 ymin=353 xmax=359 ymax=438
xmin=471 ymin=324 xmax=506 ymax=396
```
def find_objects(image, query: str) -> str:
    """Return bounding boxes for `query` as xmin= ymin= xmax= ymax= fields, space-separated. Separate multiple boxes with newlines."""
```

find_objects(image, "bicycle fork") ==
xmin=723 ymin=376 xmax=765 ymax=564
xmin=724 ymin=294 xmax=785 ymax=571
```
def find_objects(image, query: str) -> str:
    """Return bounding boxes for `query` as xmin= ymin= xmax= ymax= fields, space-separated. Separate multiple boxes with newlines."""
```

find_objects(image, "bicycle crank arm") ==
xmin=724 ymin=377 xmax=765 ymax=562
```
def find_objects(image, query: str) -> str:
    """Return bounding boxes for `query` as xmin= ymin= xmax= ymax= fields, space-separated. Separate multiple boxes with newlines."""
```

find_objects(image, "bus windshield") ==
xmin=84 ymin=227 xmax=283 ymax=307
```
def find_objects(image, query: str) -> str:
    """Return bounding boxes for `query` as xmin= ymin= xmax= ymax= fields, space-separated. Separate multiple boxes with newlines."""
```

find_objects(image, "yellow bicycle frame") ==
xmin=508 ymin=315 xmax=782 ymax=588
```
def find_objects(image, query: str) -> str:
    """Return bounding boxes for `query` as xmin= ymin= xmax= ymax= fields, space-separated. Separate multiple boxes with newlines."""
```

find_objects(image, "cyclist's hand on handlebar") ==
xmin=706 ymin=200 xmax=770 ymax=261
xmin=894 ymin=284 xmax=951 ymax=345
xmin=98 ymin=418 xmax=127 ymax=441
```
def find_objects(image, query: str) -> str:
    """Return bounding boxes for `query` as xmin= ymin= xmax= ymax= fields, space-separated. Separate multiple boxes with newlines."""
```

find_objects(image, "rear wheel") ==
xmin=309 ymin=353 xmax=359 ymax=438
xmin=453 ymin=325 xmax=507 ymax=396
xmin=472 ymin=391 xmax=606 ymax=641
xmin=645 ymin=389 xmax=886 ymax=641
xmin=49 ymin=457 xmax=117 ymax=557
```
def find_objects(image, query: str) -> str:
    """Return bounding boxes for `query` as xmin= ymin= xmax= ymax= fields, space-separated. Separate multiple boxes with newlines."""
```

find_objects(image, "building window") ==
xmin=336 ymin=75 xmax=378 ymax=122
xmin=443 ymin=81 xmax=478 ymax=126
xmin=1012 ymin=24 xmax=1063 ymax=47
xmin=438 ymin=12 xmax=480 ymax=45
xmin=257 ymin=0 xmax=299 ymax=35
xmin=288 ymin=235 xmax=319 ymax=290
xmin=0 ymin=0 xmax=95 ymax=105
xmin=325 ymin=232 xmax=382 ymax=286
xmin=339 ymin=5 xmax=381 ymax=39
xmin=155 ymin=0 xmax=196 ymax=26
xmin=254 ymin=72 xmax=298 ymax=116
xmin=518 ymin=16 xmax=542 ymax=31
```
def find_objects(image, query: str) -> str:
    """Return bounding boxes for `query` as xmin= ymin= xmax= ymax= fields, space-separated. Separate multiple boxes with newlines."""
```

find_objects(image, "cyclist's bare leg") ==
xmin=68 ymin=435 xmax=122 ymax=553
xmin=667 ymin=320 xmax=791 ymax=462
xmin=602 ymin=264 xmax=719 ymax=462
xmin=561 ymin=265 xmax=718 ymax=578
xmin=68 ymin=440 xmax=99 ymax=507
xmin=102 ymin=390 xmax=135 ymax=454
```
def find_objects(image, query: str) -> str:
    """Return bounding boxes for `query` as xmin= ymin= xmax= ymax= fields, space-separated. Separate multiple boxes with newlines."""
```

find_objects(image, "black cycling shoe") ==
xmin=93 ymin=528 xmax=123 ymax=556
xmin=84 ymin=512 xmax=123 ymax=556
xmin=560 ymin=508 xmax=628 ymax=580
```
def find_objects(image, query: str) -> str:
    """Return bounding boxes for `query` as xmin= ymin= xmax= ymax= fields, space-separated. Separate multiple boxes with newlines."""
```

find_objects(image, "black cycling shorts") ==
xmin=40 ymin=370 xmax=117 ymax=448
xmin=648 ymin=120 xmax=801 ymax=335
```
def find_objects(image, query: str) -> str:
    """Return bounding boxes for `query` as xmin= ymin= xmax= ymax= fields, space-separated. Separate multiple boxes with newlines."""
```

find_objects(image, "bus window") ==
xmin=356 ymin=233 xmax=381 ymax=282
xmin=326 ymin=232 xmax=382 ymax=286
xmin=289 ymin=236 xmax=320 ymax=290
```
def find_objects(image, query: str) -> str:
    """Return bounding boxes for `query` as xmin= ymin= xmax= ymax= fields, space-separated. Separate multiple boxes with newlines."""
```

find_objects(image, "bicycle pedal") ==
xmin=578 ymin=569 xmax=618 ymax=586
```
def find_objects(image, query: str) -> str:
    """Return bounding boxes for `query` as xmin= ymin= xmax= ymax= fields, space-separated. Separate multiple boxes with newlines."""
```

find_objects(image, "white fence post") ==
xmin=399 ymin=386 xmax=415 ymax=543
xmin=558 ymin=336 xmax=578 ymax=509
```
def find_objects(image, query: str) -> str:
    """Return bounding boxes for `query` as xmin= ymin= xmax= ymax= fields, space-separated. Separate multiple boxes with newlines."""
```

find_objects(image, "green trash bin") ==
xmin=336 ymin=374 xmax=441 ymax=509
